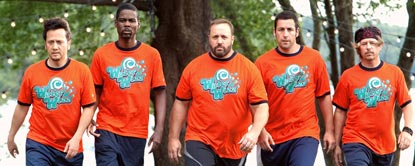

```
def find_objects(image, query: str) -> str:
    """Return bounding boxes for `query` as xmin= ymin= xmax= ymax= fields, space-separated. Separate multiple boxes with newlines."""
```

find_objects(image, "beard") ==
xmin=210 ymin=45 xmax=231 ymax=58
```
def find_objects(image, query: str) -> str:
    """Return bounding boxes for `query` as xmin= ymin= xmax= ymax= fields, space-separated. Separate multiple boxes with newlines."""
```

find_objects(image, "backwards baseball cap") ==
xmin=354 ymin=26 xmax=382 ymax=43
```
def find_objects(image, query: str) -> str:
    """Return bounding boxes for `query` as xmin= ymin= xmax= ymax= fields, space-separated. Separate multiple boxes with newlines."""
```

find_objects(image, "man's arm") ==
xmin=148 ymin=88 xmax=167 ymax=153
xmin=64 ymin=104 xmax=96 ymax=159
xmin=168 ymin=99 xmax=190 ymax=163
xmin=333 ymin=108 xmax=347 ymax=166
xmin=402 ymin=103 xmax=414 ymax=130
xmin=398 ymin=103 xmax=413 ymax=150
xmin=239 ymin=103 xmax=269 ymax=152
xmin=93 ymin=87 xmax=102 ymax=110
xmin=87 ymin=87 xmax=101 ymax=137
xmin=317 ymin=95 xmax=335 ymax=153
xmin=7 ymin=104 xmax=30 ymax=158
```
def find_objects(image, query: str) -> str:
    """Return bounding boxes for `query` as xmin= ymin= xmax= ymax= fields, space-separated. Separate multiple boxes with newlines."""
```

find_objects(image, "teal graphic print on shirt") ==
xmin=200 ymin=69 xmax=240 ymax=100
xmin=354 ymin=77 xmax=391 ymax=108
xmin=272 ymin=64 xmax=309 ymax=93
xmin=34 ymin=77 xmax=75 ymax=110
xmin=107 ymin=57 xmax=147 ymax=89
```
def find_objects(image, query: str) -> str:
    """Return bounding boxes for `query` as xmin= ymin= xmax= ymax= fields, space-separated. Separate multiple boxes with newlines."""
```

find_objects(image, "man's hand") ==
xmin=64 ymin=137 xmax=80 ymax=159
xmin=7 ymin=138 xmax=19 ymax=158
xmin=333 ymin=145 xmax=344 ymax=166
xmin=168 ymin=138 xmax=182 ymax=163
xmin=148 ymin=130 xmax=162 ymax=153
xmin=238 ymin=131 xmax=258 ymax=152
xmin=257 ymin=129 xmax=274 ymax=152
xmin=87 ymin=119 xmax=100 ymax=137
xmin=398 ymin=131 xmax=412 ymax=150
xmin=322 ymin=131 xmax=335 ymax=154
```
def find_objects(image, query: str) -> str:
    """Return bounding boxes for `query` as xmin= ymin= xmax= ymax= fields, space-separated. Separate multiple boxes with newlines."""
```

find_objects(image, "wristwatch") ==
xmin=403 ymin=126 xmax=413 ymax=136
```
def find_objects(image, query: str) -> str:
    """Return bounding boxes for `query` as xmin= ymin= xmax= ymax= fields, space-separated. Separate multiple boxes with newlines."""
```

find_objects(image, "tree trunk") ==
xmin=316 ymin=101 xmax=336 ymax=166
xmin=396 ymin=1 xmax=415 ymax=165
xmin=323 ymin=0 xmax=339 ymax=88
xmin=151 ymin=0 xmax=211 ymax=165
xmin=333 ymin=0 xmax=354 ymax=73
xmin=309 ymin=0 xmax=334 ymax=165
xmin=309 ymin=0 xmax=320 ymax=50
xmin=393 ymin=105 xmax=403 ymax=166
xmin=321 ymin=1 xmax=338 ymax=166
xmin=397 ymin=0 xmax=415 ymax=88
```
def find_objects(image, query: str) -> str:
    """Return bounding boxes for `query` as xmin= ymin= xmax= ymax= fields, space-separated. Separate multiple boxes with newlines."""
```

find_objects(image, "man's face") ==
xmin=209 ymin=23 xmax=234 ymax=58
xmin=274 ymin=19 xmax=299 ymax=52
xmin=115 ymin=9 xmax=139 ymax=40
xmin=358 ymin=38 xmax=383 ymax=62
xmin=45 ymin=28 xmax=70 ymax=63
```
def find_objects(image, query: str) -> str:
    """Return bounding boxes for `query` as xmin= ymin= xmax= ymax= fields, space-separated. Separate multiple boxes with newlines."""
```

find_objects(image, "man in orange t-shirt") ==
xmin=333 ymin=26 xmax=413 ymax=166
xmin=168 ymin=18 xmax=269 ymax=166
xmin=7 ymin=18 xmax=96 ymax=166
xmin=255 ymin=10 xmax=335 ymax=166
xmin=88 ymin=3 xmax=166 ymax=166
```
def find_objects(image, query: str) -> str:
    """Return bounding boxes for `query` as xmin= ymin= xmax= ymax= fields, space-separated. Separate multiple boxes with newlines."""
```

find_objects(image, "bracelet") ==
xmin=403 ymin=126 xmax=413 ymax=136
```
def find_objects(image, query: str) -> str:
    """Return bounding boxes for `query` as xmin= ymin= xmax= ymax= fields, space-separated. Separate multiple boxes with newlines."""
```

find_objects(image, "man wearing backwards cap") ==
xmin=332 ymin=26 xmax=414 ymax=166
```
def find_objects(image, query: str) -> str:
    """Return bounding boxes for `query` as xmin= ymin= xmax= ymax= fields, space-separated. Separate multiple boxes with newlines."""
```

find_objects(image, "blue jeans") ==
xmin=185 ymin=140 xmax=247 ymax=166
xmin=26 ymin=138 xmax=83 ymax=166
xmin=342 ymin=143 xmax=394 ymax=166
xmin=94 ymin=129 xmax=146 ymax=166
xmin=261 ymin=137 xmax=319 ymax=166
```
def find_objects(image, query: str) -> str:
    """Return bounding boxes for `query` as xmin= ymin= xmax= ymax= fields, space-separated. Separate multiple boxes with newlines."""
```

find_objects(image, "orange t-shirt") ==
xmin=255 ymin=46 xmax=331 ymax=144
xmin=90 ymin=41 xmax=166 ymax=138
xmin=18 ymin=58 xmax=96 ymax=152
xmin=332 ymin=61 xmax=411 ymax=155
xmin=176 ymin=52 xmax=268 ymax=159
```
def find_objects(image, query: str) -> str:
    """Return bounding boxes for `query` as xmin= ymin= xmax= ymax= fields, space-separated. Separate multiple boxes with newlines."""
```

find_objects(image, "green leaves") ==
xmin=0 ymin=1 xmax=152 ymax=102
xmin=211 ymin=0 xmax=276 ymax=60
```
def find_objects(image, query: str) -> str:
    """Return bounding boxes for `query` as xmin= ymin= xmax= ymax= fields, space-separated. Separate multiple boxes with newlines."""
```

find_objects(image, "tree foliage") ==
xmin=211 ymin=0 xmax=275 ymax=60
xmin=0 ymin=1 xmax=153 ymax=104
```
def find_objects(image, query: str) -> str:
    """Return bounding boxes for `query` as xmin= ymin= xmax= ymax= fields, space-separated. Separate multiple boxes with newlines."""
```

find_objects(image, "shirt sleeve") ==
xmin=314 ymin=55 xmax=331 ymax=97
xmin=81 ymin=64 xmax=97 ymax=106
xmin=332 ymin=77 xmax=350 ymax=110
xmin=151 ymin=50 xmax=166 ymax=88
xmin=248 ymin=63 xmax=268 ymax=104
xmin=90 ymin=51 xmax=103 ymax=86
xmin=395 ymin=68 xmax=412 ymax=107
xmin=175 ymin=65 xmax=192 ymax=100
xmin=17 ymin=69 xmax=33 ymax=105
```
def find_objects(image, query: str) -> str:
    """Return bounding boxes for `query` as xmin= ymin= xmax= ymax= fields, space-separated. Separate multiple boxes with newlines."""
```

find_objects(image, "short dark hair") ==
xmin=210 ymin=18 xmax=234 ymax=35
xmin=116 ymin=3 xmax=138 ymax=20
xmin=274 ymin=10 xmax=299 ymax=30
xmin=43 ymin=17 xmax=71 ymax=41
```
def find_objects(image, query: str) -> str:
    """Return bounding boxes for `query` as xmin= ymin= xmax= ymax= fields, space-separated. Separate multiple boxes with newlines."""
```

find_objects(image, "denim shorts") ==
xmin=26 ymin=138 xmax=83 ymax=166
